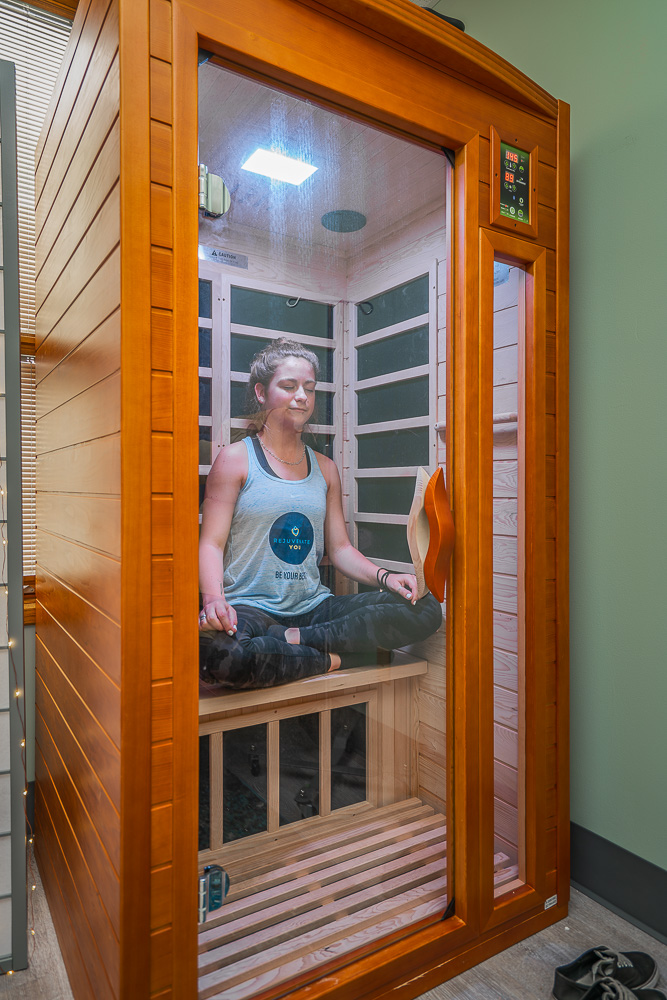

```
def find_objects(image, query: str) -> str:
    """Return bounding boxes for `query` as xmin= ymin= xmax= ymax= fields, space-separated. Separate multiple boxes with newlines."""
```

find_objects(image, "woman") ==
xmin=199 ymin=338 xmax=441 ymax=688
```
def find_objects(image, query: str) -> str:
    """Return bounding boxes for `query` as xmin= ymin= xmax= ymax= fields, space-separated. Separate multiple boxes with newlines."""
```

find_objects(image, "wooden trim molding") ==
xmin=489 ymin=126 xmax=539 ymax=239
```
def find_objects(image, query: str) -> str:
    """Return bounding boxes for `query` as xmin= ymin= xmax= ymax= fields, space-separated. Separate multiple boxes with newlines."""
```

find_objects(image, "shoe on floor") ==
xmin=553 ymin=948 xmax=660 ymax=1000
xmin=577 ymin=977 xmax=665 ymax=1000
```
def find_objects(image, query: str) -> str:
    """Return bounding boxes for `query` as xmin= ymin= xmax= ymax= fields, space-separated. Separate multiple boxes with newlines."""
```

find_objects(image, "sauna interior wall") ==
xmin=34 ymin=0 xmax=121 ymax=997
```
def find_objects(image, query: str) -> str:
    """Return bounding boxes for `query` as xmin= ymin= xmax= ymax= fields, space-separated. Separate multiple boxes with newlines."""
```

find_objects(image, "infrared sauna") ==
xmin=33 ymin=1 xmax=569 ymax=998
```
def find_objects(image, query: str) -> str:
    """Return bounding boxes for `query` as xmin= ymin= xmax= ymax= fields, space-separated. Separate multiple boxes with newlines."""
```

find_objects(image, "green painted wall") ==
xmin=430 ymin=0 xmax=667 ymax=869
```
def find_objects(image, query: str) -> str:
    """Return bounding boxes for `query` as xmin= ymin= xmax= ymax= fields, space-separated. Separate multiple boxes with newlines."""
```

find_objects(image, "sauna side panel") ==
xmin=34 ymin=1 xmax=121 ymax=999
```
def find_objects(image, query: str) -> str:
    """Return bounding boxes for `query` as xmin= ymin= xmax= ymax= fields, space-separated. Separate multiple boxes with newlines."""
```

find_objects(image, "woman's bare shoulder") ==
xmin=207 ymin=439 xmax=249 ymax=489
xmin=313 ymin=450 xmax=340 ymax=487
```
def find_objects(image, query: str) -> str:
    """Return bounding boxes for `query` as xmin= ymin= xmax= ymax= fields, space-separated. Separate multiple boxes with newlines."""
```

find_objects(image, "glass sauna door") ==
xmin=196 ymin=59 xmax=450 ymax=1000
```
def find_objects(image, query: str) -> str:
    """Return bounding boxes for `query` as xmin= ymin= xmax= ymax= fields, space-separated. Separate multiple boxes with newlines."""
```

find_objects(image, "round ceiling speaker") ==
xmin=321 ymin=210 xmax=367 ymax=233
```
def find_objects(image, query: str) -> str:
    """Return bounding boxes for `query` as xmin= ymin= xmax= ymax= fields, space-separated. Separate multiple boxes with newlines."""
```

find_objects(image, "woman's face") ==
xmin=255 ymin=356 xmax=317 ymax=429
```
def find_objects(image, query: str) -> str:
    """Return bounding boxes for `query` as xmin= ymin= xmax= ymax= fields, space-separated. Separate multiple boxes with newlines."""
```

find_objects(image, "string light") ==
xmin=20 ymin=739 xmax=25 ymax=748
xmin=14 ymin=689 xmax=20 ymax=698
xmin=7 ymin=639 xmax=13 ymax=648
xmin=31 ymin=884 xmax=36 ymax=891
xmin=22 ymin=789 xmax=27 ymax=797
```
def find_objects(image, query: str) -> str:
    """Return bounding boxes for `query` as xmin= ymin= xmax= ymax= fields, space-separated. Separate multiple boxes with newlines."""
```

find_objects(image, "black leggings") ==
xmin=199 ymin=591 xmax=442 ymax=690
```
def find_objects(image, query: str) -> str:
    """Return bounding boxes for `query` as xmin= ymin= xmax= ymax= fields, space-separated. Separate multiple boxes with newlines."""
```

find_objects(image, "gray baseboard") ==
xmin=571 ymin=822 xmax=667 ymax=945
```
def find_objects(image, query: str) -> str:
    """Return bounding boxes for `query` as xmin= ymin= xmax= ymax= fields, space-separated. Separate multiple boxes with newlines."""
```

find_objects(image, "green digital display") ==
xmin=500 ymin=141 xmax=530 ymax=224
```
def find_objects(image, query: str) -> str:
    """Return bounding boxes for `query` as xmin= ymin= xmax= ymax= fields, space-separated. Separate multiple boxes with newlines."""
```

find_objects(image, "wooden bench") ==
xmin=199 ymin=653 xmax=428 ymax=864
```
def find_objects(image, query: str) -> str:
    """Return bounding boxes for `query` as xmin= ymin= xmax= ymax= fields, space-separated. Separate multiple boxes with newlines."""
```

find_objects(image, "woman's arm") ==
xmin=318 ymin=455 xmax=417 ymax=604
xmin=199 ymin=442 xmax=247 ymax=632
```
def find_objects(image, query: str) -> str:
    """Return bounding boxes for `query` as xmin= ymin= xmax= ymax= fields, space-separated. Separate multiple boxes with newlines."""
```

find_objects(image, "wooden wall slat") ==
xmin=150 ymin=865 xmax=173 ymax=930
xmin=37 ymin=639 xmax=121 ymax=807
xmin=151 ymin=310 xmax=173 ymax=371
xmin=37 ymin=434 xmax=120 ymax=496
xmin=152 ymin=434 xmax=174 ymax=492
xmin=152 ymin=619 xmax=174 ymax=681
xmin=37 ymin=495 xmax=121 ymax=557
xmin=36 ymin=676 xmax=120 ymax=873
xmin=150 ymin=0 xmax=172 ymax=63
xmin=151 ymin=373 xmax=173 ymax=432
xmin=36 ymin=0 xmax=119 ymax=206
xmin=151 ymin=743 xmax=174 ymax=804
xmin=36 ymin=4 xmax=122 ymax=995
xmin=35 ymin=251 xmax=120 ymax=367
xmin=152 ymin=681 xmax=174 ymax=742
xmin=37 ymin=604 xmax=120 ymax=747
xmin=37 ymin=568 xmax=121 ymax=685
xmin=150 ymin=927 xmax=174 ymax=993
xmin=35 ymin=786 xmax=117 ymax=1000
xmin=150 ymin=120 xmax=172 ymax=186
xmin=35 ymin=803 xmax=98 ymax=1000
xmin=36 ymin=183 xmax=120 ymax=341
xmin=37 ymin=371 xmax=121 ymax=454
xmin=36 ymin=757 xmax=120 ymax=990
xmin=36 ymin=311 xmax=120 ymax=420
xmin=151 ymin=803 xmax=173 ymax=867
xmin=152 ymin=497 xmax=174 ymax=555
xmin=36 ymin=715 xmax=120 ymax=933
xmin=37 ymin=529 xmax=121 ymax=620
xmin=36 ymin=118 xmax=121 ymax=295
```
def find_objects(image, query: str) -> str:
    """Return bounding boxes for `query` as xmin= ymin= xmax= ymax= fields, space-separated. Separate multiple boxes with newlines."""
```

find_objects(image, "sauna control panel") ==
xmin=499 ymin=140 xmax=530 ymax=224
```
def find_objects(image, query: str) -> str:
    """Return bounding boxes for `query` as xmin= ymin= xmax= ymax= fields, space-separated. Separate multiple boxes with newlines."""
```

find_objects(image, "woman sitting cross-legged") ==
xmin=199 ymin=338 xmax=442 ymax=689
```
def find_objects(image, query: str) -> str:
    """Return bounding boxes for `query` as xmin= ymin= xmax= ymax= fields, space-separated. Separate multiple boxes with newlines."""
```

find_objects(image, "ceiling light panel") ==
xmin=241 ymin=148 xmax=317 ymax=185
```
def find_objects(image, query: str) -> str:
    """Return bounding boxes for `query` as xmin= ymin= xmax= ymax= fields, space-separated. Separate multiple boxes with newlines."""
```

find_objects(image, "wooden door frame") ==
xmin=136 ymin=0 xmax=573 ymax=995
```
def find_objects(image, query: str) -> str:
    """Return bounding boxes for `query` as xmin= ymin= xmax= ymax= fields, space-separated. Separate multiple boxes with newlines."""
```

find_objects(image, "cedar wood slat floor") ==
xmin=4 ymin=852 xmax=666 ymax=999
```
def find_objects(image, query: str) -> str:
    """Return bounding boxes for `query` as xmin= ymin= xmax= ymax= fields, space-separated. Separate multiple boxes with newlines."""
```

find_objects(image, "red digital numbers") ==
xmin=506 ymin=150 xmax=518 ymax=163
xmin=505 ymin=171 xmax=514 ymax=183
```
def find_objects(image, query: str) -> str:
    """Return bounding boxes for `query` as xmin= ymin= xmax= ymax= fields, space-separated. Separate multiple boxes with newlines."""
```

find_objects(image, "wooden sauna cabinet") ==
xmin=33 ymin=1 xmax=569 ymax=999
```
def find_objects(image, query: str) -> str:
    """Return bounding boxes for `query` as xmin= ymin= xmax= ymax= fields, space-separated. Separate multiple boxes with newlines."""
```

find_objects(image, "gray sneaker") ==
xmin=553 ymin=948 xmax=660 ymax=1000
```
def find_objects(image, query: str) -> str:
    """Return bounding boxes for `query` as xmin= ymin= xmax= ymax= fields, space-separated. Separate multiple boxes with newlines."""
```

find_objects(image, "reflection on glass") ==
xmin=199 ymin=377 xmax=212 ymax=417
xmin=231 ymin=333 xmax=334 ymax=382
xmin=199 ymin=734 xmax=210 ymax=851
xmin=199 ymin=426 xmax=212 ymax=466
xmin=357 ymin=377 xmax=428 ymax=425
xmin=231 ymin=286 xmax=333 ymax=339
xmin=199 ymin=327 xmax=212 ymax=368
xmin=223 ymin=725 xmax=268 ymax=843
xmin=357 ymin=522 xmax=411 ymax=563
xmin=331 ymin=704 xmax=367 ymax=809
xmin=357 ymin=275 xmax=429 ymax=336
xmin=357 ymin=477 xmax=416 ymax=515
xmin=279 ymin=715 xmax=319 ymax=825
xmin=199 ymin=278 xmax=212 ymax=319
xmin=197 ymin=58 xmax=449 ymax=997
xmin=492 ymin=261 xmax=525 ymax=894
xmin=358 ymin=427 xmax=429 ymax=468
xmin=357 ymin=325 xmax=429 ymax=380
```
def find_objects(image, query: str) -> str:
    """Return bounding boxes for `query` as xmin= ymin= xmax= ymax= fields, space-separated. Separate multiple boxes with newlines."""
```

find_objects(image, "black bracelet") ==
xmin=376 ymin=566 xmax=388 ymax=590
xmin=376 ymin=567 xmax=391 ymax=591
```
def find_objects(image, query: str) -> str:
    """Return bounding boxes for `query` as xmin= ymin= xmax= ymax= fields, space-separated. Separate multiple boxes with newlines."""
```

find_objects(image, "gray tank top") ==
xmin=223 ymin=436 xmax=331 ymax=615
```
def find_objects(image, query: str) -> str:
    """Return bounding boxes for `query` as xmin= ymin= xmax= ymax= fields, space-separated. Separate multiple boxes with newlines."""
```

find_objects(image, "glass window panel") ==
xmin=356 ymin=325 xmax=429 ymax=381
xmin=331 ymin=704 xmax=367 ymax=809
xmin=231 ymin=333 xmax=334 ymax=383
xmin=357 ymin=522 xmax=412 ymax=564
xmin=223 ymin=725 xmax=268 ymax=843
xmin=199 ymin=475 xmax=207 ymax=508
xmin=199 ymin=425 xmax=212 ymax=466
xmin=199 ymin=735 xmax=210 ymax=851
xmin=279 ymin=714 xmax=319 ymax=825
xmin=357 ymin=377 xmax=428 ymax=426
xmin=492 ymin=260 xmax=525 ymax=895
xmin=357 ymin=476 xmax=416 ymax=515
xmin=358 ymin=427 xmax=429 ymax=469
xmin=314 ymin=390 xmax=334 ymax=427
xmin=199 ymin=376 xmax=212 ymax=416
xmin=303 ymin=432 xmax=334 ymax=459
xmin=356 ymin=275 xmax=428 ymax=337
xmin=230 ymin=381 xmax=248 ymax=419
xmin=199 ymin=327 xmax=212 ymax=368
xmin=231 ymin=286 xmax=333 ymax=339
xmin=199 ymin=278 xmax=212 ymax=319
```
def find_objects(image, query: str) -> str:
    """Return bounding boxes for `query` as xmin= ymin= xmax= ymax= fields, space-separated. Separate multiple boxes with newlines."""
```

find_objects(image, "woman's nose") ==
xmin=294 ymin=385 xmax=307 ymax=401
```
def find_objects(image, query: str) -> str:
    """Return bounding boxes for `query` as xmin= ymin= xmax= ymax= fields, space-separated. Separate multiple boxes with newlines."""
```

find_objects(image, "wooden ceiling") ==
xmin=198 ymin=61 xmax=447 ymax=259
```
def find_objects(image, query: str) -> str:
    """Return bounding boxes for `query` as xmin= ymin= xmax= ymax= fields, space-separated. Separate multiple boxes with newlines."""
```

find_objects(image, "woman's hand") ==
xmin=199 ymin=599 xmax=238 ymax=634
xmin=385 ymin=573 xmax=418 ymax=605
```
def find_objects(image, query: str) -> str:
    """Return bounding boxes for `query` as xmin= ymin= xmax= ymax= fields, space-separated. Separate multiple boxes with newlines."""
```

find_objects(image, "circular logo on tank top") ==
xmin=269 ymin=512 xmax=314 ymax=565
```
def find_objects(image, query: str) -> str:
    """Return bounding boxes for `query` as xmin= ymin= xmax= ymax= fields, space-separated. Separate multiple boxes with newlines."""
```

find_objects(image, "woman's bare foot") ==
xmin=285 ymin=627 xmax=300 ymax=644
xmin=328 ymin=653 xmax=341 ymax=672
